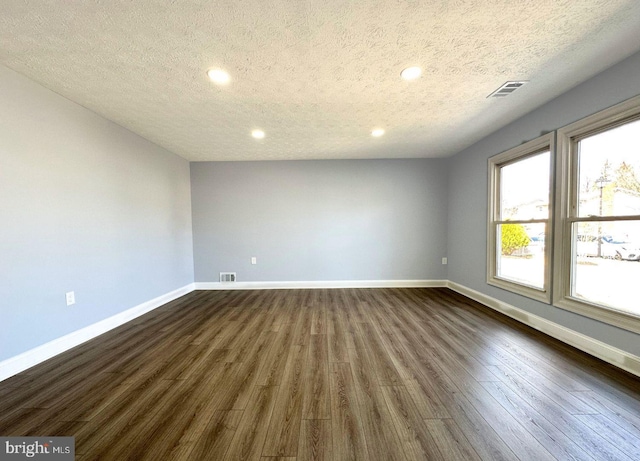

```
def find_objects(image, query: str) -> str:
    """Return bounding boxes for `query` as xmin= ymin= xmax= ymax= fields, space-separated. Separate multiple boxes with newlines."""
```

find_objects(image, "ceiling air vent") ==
xmin=487 ymin=81 xmax=528 ymax=98
xmin=220 ymin=272 xmax=236 ymax=283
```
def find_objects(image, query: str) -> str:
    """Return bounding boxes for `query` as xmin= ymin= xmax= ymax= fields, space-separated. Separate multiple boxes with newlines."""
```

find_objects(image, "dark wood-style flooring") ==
xmin=1 ymin=288 xmax=639 ymax=460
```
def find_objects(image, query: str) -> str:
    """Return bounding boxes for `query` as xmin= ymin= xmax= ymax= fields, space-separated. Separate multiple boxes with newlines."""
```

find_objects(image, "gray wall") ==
xmin=447 ymin=50 xmax=640 ymax=356
xmin=191 ymin=159 xmax=448 ymax=282
xmin=0 ymin=65 xmax=194 ymax=361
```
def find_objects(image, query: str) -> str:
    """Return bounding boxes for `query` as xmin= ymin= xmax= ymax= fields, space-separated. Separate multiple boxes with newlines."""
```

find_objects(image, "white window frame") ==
xmin=487 ymin=133 xmax=555 ymax=303
xmin=554 ymin=95 xmax=640 ymax=334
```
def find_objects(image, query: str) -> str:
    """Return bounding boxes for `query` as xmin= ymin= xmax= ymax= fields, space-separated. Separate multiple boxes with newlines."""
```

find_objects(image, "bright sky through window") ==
xmin=500 ymin=152 xmax=550 ymax=220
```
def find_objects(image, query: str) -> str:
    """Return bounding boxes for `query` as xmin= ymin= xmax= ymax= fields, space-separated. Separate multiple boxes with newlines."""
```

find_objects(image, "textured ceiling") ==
xmin=2 ymin=1 xmax=640 ymax=161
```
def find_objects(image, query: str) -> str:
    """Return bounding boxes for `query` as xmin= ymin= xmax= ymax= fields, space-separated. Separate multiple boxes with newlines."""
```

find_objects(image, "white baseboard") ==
xmin=0 ymin=283 xmax=195 ymax=382
xmin=447 ymin=281 xmax=640 ymax=378
xmin=194 ymin=279 xmax=448 ymax=290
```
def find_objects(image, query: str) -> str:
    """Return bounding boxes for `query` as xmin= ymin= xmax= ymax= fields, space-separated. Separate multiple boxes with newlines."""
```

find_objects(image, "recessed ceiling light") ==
xmin=207 ymin=68 xmax=230 ymax=85
xmin=251 ymin=129 xmax=265 ymax=139
xmin=400 ymin=66 xmax=422 ymax=80
xmin=371 ymin=128 xmax=385 ymax=137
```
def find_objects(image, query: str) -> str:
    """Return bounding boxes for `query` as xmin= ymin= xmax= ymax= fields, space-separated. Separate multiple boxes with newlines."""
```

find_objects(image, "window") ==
xmin=488 ymin=97 xmax=640 ymax=332
xmin=488 ymin=134 xmax=554 ymax=302
xmin=555 ymin=96 xmax=640 ymax=333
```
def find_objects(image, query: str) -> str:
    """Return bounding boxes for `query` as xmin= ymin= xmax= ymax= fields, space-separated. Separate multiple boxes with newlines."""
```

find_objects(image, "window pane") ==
xmin=577 ymin=118 xmax=640 ymax=218
xmin=497 ymin=222 xmax=546 ymax=289
xmin=572 ymin=220 xmax=640 ymax=316
xmin=500 ymin=151 xmax=550 ymax=220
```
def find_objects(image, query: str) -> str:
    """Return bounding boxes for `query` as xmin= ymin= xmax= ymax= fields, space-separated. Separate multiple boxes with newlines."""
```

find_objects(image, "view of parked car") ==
xmin=602 ymin=236 xmax=640 ymax=261
xmin=528 ymin=233 xmax=640 ymax=260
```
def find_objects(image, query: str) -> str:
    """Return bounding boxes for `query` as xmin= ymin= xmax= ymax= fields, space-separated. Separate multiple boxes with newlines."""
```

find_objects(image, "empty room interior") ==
xmin=2 ymin=1 xmax=640 ymax=460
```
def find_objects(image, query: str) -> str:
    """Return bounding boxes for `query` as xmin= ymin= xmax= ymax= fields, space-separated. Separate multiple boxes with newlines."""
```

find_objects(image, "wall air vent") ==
xmin=220 ymin=272 xmax=236 ymax=283
xmin=487 ymin=81 xmax=528 ymax=98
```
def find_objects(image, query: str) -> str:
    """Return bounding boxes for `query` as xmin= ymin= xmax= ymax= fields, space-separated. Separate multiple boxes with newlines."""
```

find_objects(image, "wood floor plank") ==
xmin=329 ymin=362 xmax=369 ymax=460
xmin=82 ymin=348 xmax=235 ymax=458
xmin=0 ymin=408 xmax=49 ymax=436
xmin=340 ymin=289 xmax=366 ymax=324
xmin=187 ymin=302 xmax=236 ymax=346
xmin=209 ymin=317 xmax=251 ymax=350
xmin=481 ymin=381 xmax=597 ymax=461
xmin=6 ymin=419 xmax=87 ymax=441
xmin=263 ymin=345 xmax=308 ymax=457
xmin=302 ymin=334 xmax=330 ymax=420
xmin=216 ymin=331 xmax=276 ymax=411
xmin=225 ymin=312 xmax=277 ymax=363
xmin=486 ymin=367 xmax=636 ymax=461
xmin=373 ymin=308 xmax=522 ymax=460
xmin=403 ymin=378 xmax=451 ymax=420
xmin=539 ymin=346 xmax=640 ymax=415
xmin=224 ymin=385 xmax=280 ymax=461
xmin=327 ymin=301 xmax=350 ymax=363
xmin=292 ymin=305 xmax=314 ymax=347
xmin=310 ymin=303 xmax=327 ymax=335
xmin=379 ymin=385 xmax=444 ymax=460
xmin=440 ymin=289 xmax=639 ymax=401
xmin=125 ymin=361 xmax=242 ymax=460
xmin=75 ymin=377 xmax=178 ymax=457
xmin=455 ymin=323 xmax=593 ymax=392
xmin=488 ymin=364 xmax=598 ymax=415
xmin=572 ymin=390 xmax=640 ymax=437
xmin=61 ymin=377 xmax=131 ymax=424
xmin=428 ymin=305 xmax=565 ymax=377
xmin=574 ymin=413 xmax=640 ymax=457
xmin=355 ymin=322 xmax=402 ymax=386
xmin=2 ymin=288 xmax=639 ymax=460
xmin=189 ymin=410 xmax=244 ymax=461
xmin=363 ymin=304 xmax=423 ymax=381
xmin=257 ymin=323 xmax=297 ymax=386
xmin=1 ymin=354 xmax=127 ymax=412
xmin=49 ymin=372 xmax=132 ymax=422
xmin=348 ymin=335 xmax=408 ymax=461
xmin=391 ymin=297 xmax=499 ymax=384
xmin=423 ymin=419 xmax=482 ymax=461
xmin=298 ymin=419 xmax=331 ymax=461
xmin=388 ymin=300 xmax=553 ymax=459
xmin=163 ymin=344 xmax=229 ymax=380
xmin=447 ymin=370 xmax=557 ymax=461
xmin=329 ymin=291 xmax=356 ymax=350
xmin=162 ymin=364 xmax=243 ymax=458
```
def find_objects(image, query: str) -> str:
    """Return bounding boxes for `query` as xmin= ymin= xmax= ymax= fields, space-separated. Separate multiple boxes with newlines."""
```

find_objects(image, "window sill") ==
xmin=487 ymin=276 xmax=550 ymax=304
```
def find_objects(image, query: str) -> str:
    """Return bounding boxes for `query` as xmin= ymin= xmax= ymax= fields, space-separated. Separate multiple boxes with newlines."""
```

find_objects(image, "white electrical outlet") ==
xmin=251 ymin=257 xmax=257 ymax=265
xmin=442 ymin=257 xmax=448 ymax=265
xmin=66 ymin=291 xmax=75 ymax=306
